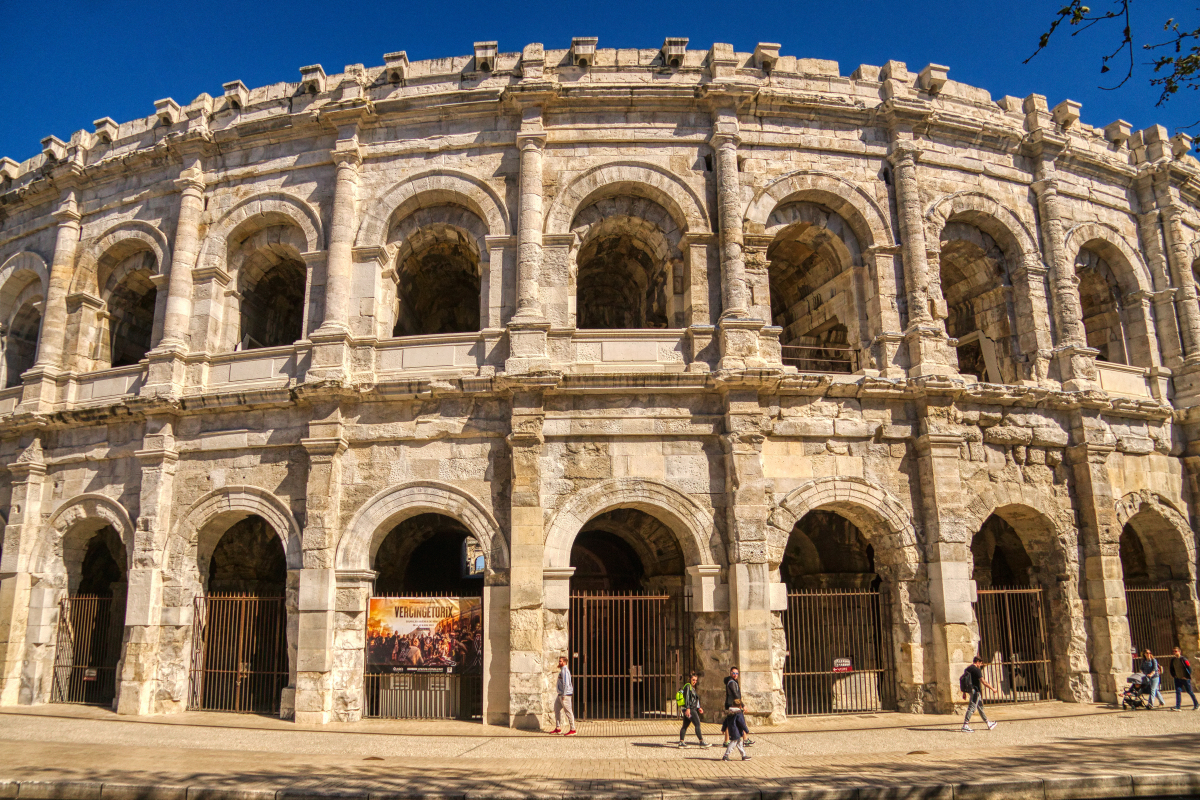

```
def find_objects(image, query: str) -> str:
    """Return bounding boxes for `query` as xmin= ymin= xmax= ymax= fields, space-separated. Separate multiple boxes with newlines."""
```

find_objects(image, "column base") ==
xmin=18 ymin=366 xmax=63 ymax=413
xmin=904 ymin=325 xmax=958 ymax=378
xmin=1054 ymin=344 xmax=1101 ymax=392
xmin=304 ymin=328 xmax=352 ymax=384
xmin=1170 ymin=360 xmax=1200 ymax=407
xmin=505 ymin=318 xmax=551 ymax=374
xmin=140 ymin=344 xmax=189 ymax=398
xmin=717 ymin=316 xmax=768 ymax=371
xmin=872 ymin=332 xmax=907 ymax=379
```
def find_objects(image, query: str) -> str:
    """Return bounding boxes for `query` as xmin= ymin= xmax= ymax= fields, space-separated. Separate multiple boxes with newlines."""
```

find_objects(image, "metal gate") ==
xmin=569 ymin=591 xmax=691 ymax=720
xmin=1125 ymin=583 xmax=1178 ymax=691
xmin=51 ymin=596 xmax=122 ymax=706
xmin=188 ymin=595 xmax=288 ymax=714
xmin=782 ymin=587 xmax=895 ymax=715
xmin=973 ymin=586 xmax=1053 ymax=704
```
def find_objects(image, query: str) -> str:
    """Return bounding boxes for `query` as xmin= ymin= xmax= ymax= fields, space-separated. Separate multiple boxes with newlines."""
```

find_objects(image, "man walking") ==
xmin=551 ymin=655 xmax=576 ymax=735
xmin=722 ymin=666 xmax=754 ymax=746
xmin=961 ymin=655 xmax=998 ymax=732
xmin=678 ymin=671 xmax=711 ymax=748
xmin=1168 ymin=646 xmax=1198 ymax=711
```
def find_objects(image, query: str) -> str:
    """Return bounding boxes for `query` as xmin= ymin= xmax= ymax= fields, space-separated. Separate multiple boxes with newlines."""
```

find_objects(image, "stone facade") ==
xmin=0 ymin=39 xmax=1197 ymax=727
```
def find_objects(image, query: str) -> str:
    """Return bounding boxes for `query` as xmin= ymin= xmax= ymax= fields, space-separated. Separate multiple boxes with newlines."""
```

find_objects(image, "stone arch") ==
xmin=545 ymin=162 xmax=709 ymax=236
xmin=924 ymin=192 xmax=1038 ymax=264
xmin=337 ymin=480 xmax=508 ymax=575
xmin=197 ymin=192 xmax=324 ymax=272
xmin=1063 ymin=223 xmax=1153 ymax=294
xmin=168 ymin=485 xmax=303 ymax=579
xmin=744 ymin=170 xmax=893 ymax=249
xmin=356 ymin=170 xmax=509 ymax=249
xmin=0 ymin=251 xmax=50 ymax=315
xmin=1114 ymin=490 xmax=1195 ymax=577
xmin=543 ymin=478 xmax=720 ymax=570
xmin=74 ymin=221 xmax=170 ymax=296
xmin=767 ymin=476 xmax=918 ymax=579
xmin=30 ymin=493 xmax=137 ymax=576
xmin=0 ymin=252 xmax=49 ymax=386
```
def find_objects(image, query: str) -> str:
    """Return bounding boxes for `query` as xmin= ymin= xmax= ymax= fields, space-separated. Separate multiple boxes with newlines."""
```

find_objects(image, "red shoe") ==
xmin=549 ymin=728 xmax=561 ymax=734
xmin=564 ymin=729 xmax=577 ymax=736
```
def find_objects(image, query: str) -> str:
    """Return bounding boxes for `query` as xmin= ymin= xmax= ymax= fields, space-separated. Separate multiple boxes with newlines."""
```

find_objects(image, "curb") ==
xmin=0 ymin=775 xmax=1198 ymax=800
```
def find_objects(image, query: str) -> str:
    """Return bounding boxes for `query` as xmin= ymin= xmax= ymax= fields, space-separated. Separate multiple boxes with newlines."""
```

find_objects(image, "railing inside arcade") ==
xmin=780 ymin=344 xmax=857 ymax=374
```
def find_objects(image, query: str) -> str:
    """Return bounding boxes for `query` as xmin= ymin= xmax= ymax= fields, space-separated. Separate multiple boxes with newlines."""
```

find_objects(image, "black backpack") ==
xmin=959 ymin=668 xmax=975 ymax=694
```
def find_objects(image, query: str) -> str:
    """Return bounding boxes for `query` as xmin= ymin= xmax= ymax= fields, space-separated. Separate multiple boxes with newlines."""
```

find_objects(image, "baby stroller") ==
xmin=1122 ymin=674 xmax=1151 ymax=710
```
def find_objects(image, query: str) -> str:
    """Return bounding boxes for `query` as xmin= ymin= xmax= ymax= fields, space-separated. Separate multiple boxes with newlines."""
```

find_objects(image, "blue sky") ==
xmin=0 ymin=0 xmax=1192 ymax=162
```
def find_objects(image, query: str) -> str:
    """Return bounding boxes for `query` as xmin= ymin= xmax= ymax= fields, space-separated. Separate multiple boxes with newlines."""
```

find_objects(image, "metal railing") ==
xmin=973 ymin=586 xmax=1054 ymax=704
xmin=188 ymin=595 xmax=288 ymax=714
xmin=1125 ymin=583 xmax=1178 ymax=692
xmin=782 ymin=587 xmax=895 ymax=715
xmin=51 ymin=596 xmax=122 ymax=706
xmin=780 ymin=344 xmax=857 ymax=374
xmin=569 ymin=591 xmax=692 ymax=720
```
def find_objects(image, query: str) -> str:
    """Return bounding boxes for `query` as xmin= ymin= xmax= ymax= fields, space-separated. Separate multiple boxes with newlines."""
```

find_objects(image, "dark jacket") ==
xmin=1170 ymin=656 xmax=1193 ymax=681
xmin=724 ymin=675 xmax=743 ymax=709
xmin=681 ymin=682 xmax=701 ymax=711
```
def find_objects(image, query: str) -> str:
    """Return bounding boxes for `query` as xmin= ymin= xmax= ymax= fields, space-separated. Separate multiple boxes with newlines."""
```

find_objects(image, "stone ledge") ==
xmin=6 ymin=774 xmax=1199 ymax=800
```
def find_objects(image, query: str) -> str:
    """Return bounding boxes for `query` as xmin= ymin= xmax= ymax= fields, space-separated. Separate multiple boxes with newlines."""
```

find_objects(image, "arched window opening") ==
xmin=107 ymin=267 xmax=157 ymax=367
xmin=394 ymin=227 xmax=481 ymax=337
xmin=940 ymin=223 xmax=1018 ymax=384
xmin=373 ymin=513 xmax=484 ymax=596
xmin=970 ymin=514 xmax=1034 ymax=588
xmin=69 ymin=526 xmax=128 ymax=597
xmin=1076 ymin=247 xmax=1129 ymax=365
xmin=576 ymin=219 xmax=670 ymax=330
xmin=1119 ymin=524 xmax=1150 ymax=583
xmin=4 ymin=302 xmax=41 ymax=388
xmin=780 ymin=510 xmax=877 ymax=591
xmin=93 ymin=249 xmax=158 ymax=370
xmin=238 ymin=251 xmax=305 ymax=350
xmin=766 ymin=203 xmax=861 ymax=373
xmin=207 ymin=516 xmax=287 ymax=595
xmin=570 ymin=509 xmax=684 ymax=592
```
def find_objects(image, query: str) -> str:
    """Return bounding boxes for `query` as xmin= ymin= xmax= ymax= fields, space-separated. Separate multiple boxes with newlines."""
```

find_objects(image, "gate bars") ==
xmin=568 ymin=591 xmax=692 ymax=720
xmin=1125 ymin=583 xmax=1178 ymax=692
xmin=782 ymin=587 xmax=895 ymax=715
xmin=973 ymin=586 xmax=1053 ymax=704
xmin=51 ymin=596 xmax=121 ymax=706
xmin=188 ymin=595 xmax=288 ymax=714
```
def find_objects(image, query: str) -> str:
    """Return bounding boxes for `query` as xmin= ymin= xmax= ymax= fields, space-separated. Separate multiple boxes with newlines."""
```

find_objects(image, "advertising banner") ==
xmin=366 ymin=597 xmax=482 ymax=674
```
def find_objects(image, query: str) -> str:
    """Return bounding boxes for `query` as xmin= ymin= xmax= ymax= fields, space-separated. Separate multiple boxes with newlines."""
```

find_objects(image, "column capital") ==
xmin=887 ymin=139 xmax=921 ymax=166
xmin=710 ymin=131 xmax=741 ymax=150
xmin=173 ymin=165 xmax=206 ymax=194
xmin=51 ymin=194 xmax=80 ymax=225
xmin=516 ymin=130 xmax=547 ymax=150
xmin=1030 ymin=177 xmax=1060 ymax=197
xmin=331 ymin=145 xmax=362 ymax=169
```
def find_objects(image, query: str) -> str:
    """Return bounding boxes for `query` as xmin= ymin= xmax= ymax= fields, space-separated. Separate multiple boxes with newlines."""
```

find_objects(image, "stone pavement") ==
xmin=0 ymin=703 xmax=1198 ymax=799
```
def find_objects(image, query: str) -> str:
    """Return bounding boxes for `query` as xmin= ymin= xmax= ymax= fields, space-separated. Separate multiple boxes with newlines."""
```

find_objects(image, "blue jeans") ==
xmin=1175 ymin=678 xmax=1198 ymax=709
xmin=1148 ymin=676 xmax=1165 ymax=706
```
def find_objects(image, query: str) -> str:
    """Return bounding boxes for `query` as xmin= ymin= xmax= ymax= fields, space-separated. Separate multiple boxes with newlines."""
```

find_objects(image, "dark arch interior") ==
xmin=939 ymin=222 xmax=1017 ymax=384
xmin=5 ymin=302 xmax=41 ymax=387
xmin=239 ymin=256 xmax=305 ymax=349
xmin=569 ymin=509 xmax=685 ymax=592
xmin=571 ymin=529 xmax=645 ymax=592
xmin=780 ymin=510 xmax=877 ymax=590
xmin=207 ymin=516 xmax=287 ymax=595
xmin=108 ymin=271 xmax=157 ymax=367
xmin=373 ymin=513 xmax=484 ymax=596
xmin=1119 ymin=524 xmax=1150 ymax=583
xmin=970 ymin=514 xmax=1034 ymax=588
xmin=394 ymin=236 xmax=481 ymax=336
xmin=1076 ymin=248 xmax=1128 ymax=365
xmin=576 ymin=233 xmax=668 ymax=329
xmin=77 ymin=526 xmax=127 ymax=596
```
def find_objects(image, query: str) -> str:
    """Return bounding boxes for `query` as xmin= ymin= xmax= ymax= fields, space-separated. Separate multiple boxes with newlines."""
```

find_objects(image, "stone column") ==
xmin=122 ymin=415 xmax=178 ymax=715
xmin=22 ymin=190 xmax=81 ymax=410
xmin=719 ymin=379 xmax=785 ymax=723
xmin=506 ymin=380 xmax=551 ymax=727
xmin=1065 ymin=420 xmax=1129 ymax=703
xmin=506 ymin=108 xmax=551 ymax=374
xmin=913 ymin=424 xmax=976 ymax=714
xmin=0 ymin=440 xmax=49 ymax=705
xmin=1010 ymin=254 xmax=1056 ymax=384
xmin=683 ymin=234 xmax=717 ymax=371
xmin=1161 ymin=201 xmax=1200 ymax=403
xmin=295 ymin=407 xmax=347 ymax=725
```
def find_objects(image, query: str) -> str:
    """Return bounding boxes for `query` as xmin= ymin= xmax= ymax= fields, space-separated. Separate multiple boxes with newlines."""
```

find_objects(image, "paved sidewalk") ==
xmin=0 ymin=703 xmax=1198 ymax=798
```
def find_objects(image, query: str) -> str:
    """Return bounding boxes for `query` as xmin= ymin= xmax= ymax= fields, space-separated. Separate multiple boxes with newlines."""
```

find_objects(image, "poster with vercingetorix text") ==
xmin=366 ymin=597 xmax=482 ymax=674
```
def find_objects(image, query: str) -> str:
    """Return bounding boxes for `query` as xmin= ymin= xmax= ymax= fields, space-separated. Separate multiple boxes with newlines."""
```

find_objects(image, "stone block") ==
xmin=1130 ymin=772 xmax=1200 ymax=797
xmin=100 ymin=785 xmax=188 ymax=800
xmin=20 ymin=783 xmax=103 ymax=800
xmin=1042 ymin=775 xmax=1132 ymax=800
xmin=954 ymin=780 xmax=1043 ymax=800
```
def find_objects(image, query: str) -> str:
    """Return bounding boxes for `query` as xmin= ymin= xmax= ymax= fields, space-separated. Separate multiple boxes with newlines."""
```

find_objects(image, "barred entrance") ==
xmin=568 ymin=591 xmax=691 ymax=720
xmin=973 ymin=586 xmax=1053 ymax=704
xmin=188 ymin=595 xmax=288 ymax=714
xmin=782 ymin=587 xmax=894 ymax=715
xmin=51 ymin=596 xmax=122 ymax=706
xmin=1125 ymin=583 xmax=1178 ymax=691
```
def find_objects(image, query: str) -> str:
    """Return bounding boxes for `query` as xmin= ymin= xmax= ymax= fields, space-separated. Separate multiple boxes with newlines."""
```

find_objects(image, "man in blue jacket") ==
xmin=551 ymin=655 xmax=576 ymax=735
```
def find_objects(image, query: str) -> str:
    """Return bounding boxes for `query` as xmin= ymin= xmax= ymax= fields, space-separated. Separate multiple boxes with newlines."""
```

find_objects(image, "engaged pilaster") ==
xmin=0 ymin=439 xmax=49 ymax=706
xmin=506 ymin=107 xmax=551 ymax=374
xmin=21 ymin=190 xmax=81 ymax=411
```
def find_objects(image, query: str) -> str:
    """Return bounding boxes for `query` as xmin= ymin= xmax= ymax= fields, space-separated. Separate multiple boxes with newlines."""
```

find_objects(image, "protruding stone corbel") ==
xmin=383 ymin=51 xmax=409 ymax=84
xmin=154 ymin=98 xmax=181 ymax=126
xmin=474 ymin=41 xmax=498 ymax=73
xmin=299 ymin=64 xmax=326 ymax=94
xmin=662 ymin=37 xmax=689 ymax=69
xmin=917 ymin=63 xmax=949 ymax=94
xmin=93 ymin=117 xmax=118 ymax=143
xmin=40 ymin=135 xmax=68 ymax=163
xmin=542 ymin=567 xmax=575 ymax=611
xmin=571 ymin=37 xmax=597 ymax=68
xmin=754 ymin=43 xmax=780 ymax=74
xmin=1052 ymin=99 xmax=1081 ymax=130
xmin=222 ymin=80 xmax=249 ymax=111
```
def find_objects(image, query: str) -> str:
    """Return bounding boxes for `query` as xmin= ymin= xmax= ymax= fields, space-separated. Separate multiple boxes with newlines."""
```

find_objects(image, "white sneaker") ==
xmin=987 ymin=721 xmax=997 ymax=730
xmin=961 ymin=725 xmax=974 ymax=732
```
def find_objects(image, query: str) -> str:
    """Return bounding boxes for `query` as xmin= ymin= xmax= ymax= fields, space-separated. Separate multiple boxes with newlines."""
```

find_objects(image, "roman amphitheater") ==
xmin=0 ymin=38 xmax=1197 ymax=729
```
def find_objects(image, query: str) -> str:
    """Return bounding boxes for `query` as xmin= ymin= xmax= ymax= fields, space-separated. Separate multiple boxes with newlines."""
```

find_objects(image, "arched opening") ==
xmin=968 ymin=513 xmax=1055 ymax=703
xmin=106 ymin=260 xmax=157 ymax=368
xmin=366 ymin=513 xmax=484 ymax=720
xmin=575 ymin=216 xmax=671 ymax=329
xmin=1076 ymin=247 xmax=1130 ymax=365
xmin=393 ymin=227 xmax=481 ymax=336
xmin=52 ymin=525 xmax=127 ymax=707
xmin=940 ymin=222 xmax=1019 ymax=383
xmin=780 ymin=510 xmax=892 ymax=714
xmin=4 ymin=302 xmax=41 ymax=387
xmin=1119 ymin=509 xmax=1198 ymax=690
xmin=237 ymin=246 xmax=305 ymax=350
xmin=766 ymin=203 xmax=861 ymax=373
xmin=567 ymin=509 xmax=690 ymax=719
xmin=191 ymin=515 xmax=288 ymax=715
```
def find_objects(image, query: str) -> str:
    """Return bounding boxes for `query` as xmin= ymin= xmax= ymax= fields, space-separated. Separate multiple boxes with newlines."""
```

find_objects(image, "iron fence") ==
xmin=51 ymin=596 xmax=122 ymax=706
xmin=782 ymin=587 xmax=894 ymax=715
xmin=188 ymin=594 xmax=288 ymax=714
xmin=569 ymin=591 xmax=692 ymax=720
xmin=780 ymin=345 xmax=857 ymax=374
xmin=1125 ymin=583 xmax=1178 ymax=692
xmin=973 ymin=586 xmax=1053 ymax=704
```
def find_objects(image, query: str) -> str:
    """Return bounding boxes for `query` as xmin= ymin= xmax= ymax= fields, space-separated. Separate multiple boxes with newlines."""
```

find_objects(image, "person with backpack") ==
xmin=960 ymin=655 xmax=998 ymax=732
xmin=1168 ymin=646 xmax=1198 ymax=711
xmin=677 ymin=672 xmax=711 ymax=747
xmin=722 ymin=666 xmax=754 ymax=747
xmin=1140 ymin=649 xmax=1166 ymax=709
